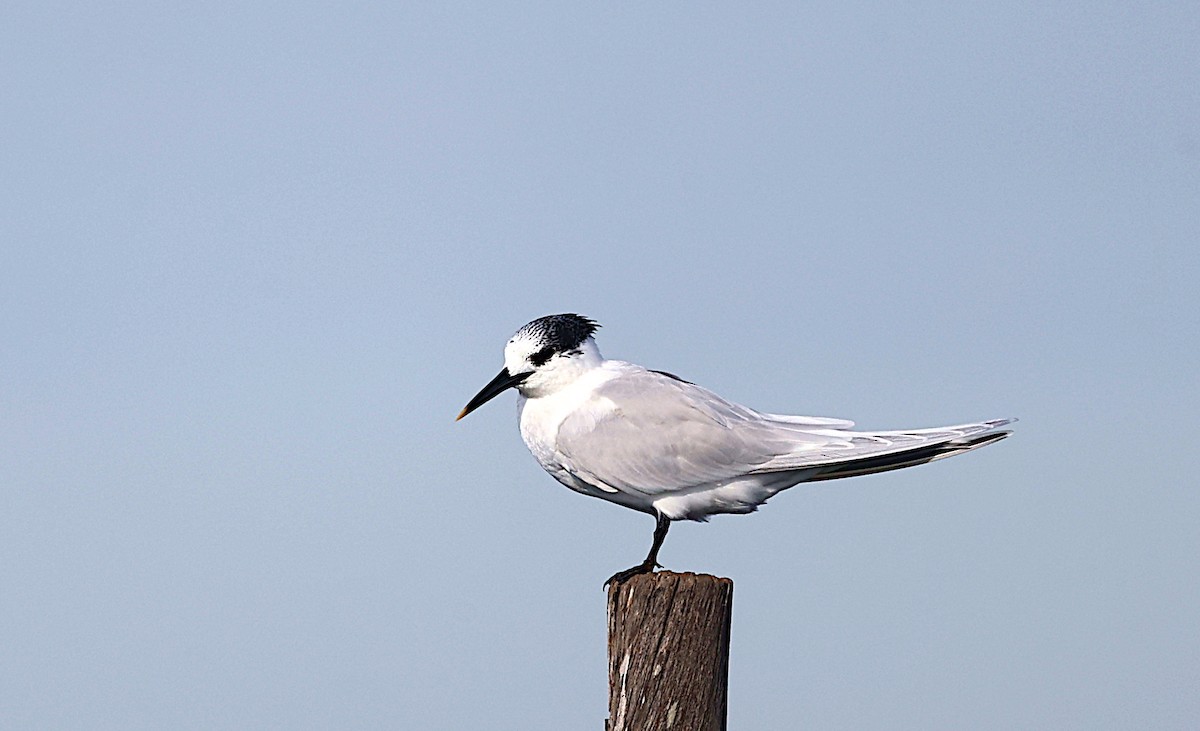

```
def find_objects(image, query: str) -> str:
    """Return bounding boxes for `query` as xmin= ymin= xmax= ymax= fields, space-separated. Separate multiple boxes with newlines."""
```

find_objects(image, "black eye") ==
xmin=529 ymin=346 xmax=555 ymax=367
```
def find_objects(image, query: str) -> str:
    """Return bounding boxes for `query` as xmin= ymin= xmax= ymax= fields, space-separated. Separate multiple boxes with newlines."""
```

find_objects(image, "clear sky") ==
xmin=3 ymin=3 xmax=1197 ymax=729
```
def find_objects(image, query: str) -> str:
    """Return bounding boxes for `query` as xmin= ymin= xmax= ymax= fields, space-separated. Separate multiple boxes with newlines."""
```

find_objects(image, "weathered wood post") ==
xmin=606 ymin=571 xmax=734 ymax=731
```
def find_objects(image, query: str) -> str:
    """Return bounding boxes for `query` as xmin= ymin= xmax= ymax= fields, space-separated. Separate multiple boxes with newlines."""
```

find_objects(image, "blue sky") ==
xmin=3 ymin=3 xmax=1198 ymax=729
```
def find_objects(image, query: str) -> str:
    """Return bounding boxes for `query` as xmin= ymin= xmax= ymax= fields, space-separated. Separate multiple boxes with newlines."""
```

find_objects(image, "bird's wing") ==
xmin=554 ymin=367 xmax=1014 ymax=496
xmin=553 ymin=368 xmax=842 ymax=496
xmin=758 ymin=412 xmax=855 ymax=429
xmin=748 ymin=418 xmax=1015 ymax=473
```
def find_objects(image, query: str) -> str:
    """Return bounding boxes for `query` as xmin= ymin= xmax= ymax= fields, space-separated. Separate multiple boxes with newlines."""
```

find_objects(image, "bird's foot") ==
xmin=603 ymin=560 xmax=663 ymax=588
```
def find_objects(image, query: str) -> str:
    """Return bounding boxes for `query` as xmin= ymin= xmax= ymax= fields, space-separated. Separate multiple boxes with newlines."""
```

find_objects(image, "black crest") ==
xmin=517 ymin=314 xmax=600 ymax=365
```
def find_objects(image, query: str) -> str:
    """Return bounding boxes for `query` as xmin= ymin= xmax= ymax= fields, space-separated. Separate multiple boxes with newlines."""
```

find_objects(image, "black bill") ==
xmin=456 ymin=368 xmax=530 ymax=421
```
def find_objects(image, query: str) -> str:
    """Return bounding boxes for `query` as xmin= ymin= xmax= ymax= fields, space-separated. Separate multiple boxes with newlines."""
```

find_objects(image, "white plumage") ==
xmin=458 ymin=314 xmax=1013 ymax=583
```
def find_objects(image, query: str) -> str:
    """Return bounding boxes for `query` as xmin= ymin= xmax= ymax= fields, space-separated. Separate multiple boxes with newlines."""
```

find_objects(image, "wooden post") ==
xmin=606 ymin=571 xmax=733 ymax=731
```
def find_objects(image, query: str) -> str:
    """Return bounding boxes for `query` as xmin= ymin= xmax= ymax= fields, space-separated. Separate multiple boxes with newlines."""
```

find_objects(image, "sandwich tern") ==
xmin=457 ymin=314 xmax=1013 ymax=585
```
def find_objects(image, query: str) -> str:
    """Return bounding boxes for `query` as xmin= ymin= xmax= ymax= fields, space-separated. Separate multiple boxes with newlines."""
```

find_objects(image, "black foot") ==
xmin=603 ymin=560 xmax=662 ymax=588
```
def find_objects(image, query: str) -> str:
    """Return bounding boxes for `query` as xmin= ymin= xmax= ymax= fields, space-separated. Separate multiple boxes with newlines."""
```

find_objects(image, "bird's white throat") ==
xmin=517 ymin=360 xmax=622 ymax=467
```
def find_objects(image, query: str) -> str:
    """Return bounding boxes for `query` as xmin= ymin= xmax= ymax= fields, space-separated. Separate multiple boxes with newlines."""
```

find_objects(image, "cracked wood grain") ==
xmin=606 ymin=572 xmax=733 ymax=731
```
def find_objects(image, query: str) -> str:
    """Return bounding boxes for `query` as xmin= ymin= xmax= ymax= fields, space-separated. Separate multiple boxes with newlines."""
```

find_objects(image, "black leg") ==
xmin=605 ymin=512 xmax=672 ymax=587
xmin=644 ymin=512 xmax=670 ymax=567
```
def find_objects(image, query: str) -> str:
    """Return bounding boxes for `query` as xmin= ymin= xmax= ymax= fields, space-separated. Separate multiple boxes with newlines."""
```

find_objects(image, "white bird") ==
xmin=457 ymin=314 xmax=1014 ymax=585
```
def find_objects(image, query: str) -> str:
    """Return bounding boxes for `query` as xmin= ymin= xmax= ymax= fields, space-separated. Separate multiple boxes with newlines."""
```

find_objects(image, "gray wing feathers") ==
xmin=751 ymin=418 xmax=1014 ymax=473
xmin=554 ymin=367 xmax=1012 ymax=497
xmin=555 ymin=373 xmax=794 ymax=494
xmin=759 ymin=412 xmax=856 ymax=429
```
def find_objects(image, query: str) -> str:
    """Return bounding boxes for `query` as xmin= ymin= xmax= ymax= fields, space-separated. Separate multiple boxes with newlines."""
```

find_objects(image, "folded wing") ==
xmin=553 ymin=367 xmax=1012 ymax=497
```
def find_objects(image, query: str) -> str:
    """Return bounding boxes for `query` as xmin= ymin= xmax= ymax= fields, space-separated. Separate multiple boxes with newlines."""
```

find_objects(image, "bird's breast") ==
xmin=518 ymin=367 xmax=620 ymax=471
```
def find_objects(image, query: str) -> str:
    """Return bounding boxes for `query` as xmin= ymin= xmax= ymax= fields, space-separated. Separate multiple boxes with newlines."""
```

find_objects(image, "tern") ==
xmin=457 ymin=314 xmax=1013 ymax=585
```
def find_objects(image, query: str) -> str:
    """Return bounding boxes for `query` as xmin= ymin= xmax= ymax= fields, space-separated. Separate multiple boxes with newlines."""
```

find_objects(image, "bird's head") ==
xmin=457 ymin=313 xmax=602 ymax=420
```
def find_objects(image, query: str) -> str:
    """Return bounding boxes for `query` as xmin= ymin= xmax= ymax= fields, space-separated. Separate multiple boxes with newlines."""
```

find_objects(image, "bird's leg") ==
xmin=604 ymin=512 xmax=671 ymax=587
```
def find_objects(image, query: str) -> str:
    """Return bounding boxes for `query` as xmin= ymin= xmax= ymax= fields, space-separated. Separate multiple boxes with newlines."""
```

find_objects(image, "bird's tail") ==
xmin=805 ymin=419 xmax=1014 ymax=482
